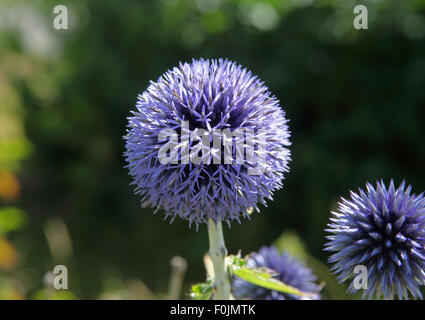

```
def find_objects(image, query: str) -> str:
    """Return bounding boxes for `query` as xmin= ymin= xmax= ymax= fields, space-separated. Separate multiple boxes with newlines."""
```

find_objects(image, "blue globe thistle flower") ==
xmin=124 ymin=58 xmax=291 ymax=227
xmin=325 ymin=180 xmax=425 ymax=299
xmin=232 ymin=246 xmax=321 ymax=300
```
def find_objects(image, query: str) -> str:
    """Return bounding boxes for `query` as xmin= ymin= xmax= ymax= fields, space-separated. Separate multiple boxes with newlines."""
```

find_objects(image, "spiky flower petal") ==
xmin=124 ymin=58 xmax=290 ymax=227
xmin=325 ymin=180 xmax=425 ymax=299
xmin=232 ymin=246 xmax=320 ymax=300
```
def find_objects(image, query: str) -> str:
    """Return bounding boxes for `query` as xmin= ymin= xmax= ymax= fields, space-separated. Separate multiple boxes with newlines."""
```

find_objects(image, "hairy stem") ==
xmin=208 ymin=219 xmax=231 ymax=300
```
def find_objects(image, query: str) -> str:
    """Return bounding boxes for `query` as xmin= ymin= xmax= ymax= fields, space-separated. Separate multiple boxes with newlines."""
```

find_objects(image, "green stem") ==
xmin=208 ymin=219 xmax=231 ymax=300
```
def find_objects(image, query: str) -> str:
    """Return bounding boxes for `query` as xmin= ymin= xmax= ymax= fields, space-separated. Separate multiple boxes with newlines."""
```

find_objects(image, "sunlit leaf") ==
xmin=227 ymin=255 xmax=316 ymax=298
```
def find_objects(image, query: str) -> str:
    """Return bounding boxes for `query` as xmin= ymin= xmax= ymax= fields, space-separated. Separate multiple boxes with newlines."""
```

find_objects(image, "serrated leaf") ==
xmin=227 ymin=255 xmax=316 ymax=298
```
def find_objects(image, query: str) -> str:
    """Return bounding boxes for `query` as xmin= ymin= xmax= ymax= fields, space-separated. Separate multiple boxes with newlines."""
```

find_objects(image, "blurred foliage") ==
xmin=0 ymin=0 xmax=424 ymax=299
xmin=0 ymin=207 xmax=27 ymax=234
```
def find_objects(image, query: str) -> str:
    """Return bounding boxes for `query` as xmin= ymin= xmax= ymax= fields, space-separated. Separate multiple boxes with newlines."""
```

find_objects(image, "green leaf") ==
xmin=227 ymin=255 xmax=316 ymax=298
xmin=189 ymin=280 xmax=213 ymax=300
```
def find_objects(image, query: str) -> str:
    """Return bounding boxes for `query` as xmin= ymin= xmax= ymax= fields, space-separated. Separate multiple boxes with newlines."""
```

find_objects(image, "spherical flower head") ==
xmin=325 ymin=180 xmax=425 ymax=299
xmin=124 ymin=58 xmax=291 ymax=227
xmin=232 ymin=246 xmax=320 ymax=300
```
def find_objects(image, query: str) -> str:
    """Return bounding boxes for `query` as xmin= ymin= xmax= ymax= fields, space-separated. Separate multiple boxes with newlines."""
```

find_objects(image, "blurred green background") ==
xmin=0 ymin=0 xmax=425 ymax=299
